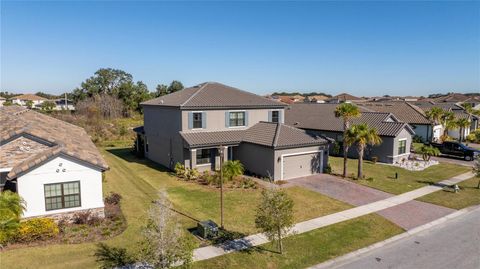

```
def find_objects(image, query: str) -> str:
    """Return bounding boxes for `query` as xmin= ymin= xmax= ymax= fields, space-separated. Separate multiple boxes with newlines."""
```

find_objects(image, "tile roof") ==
xmin=0 ymin=106 xmax=108 ymax=179
xmin=327 ymin=93 xmax=363 ymax=102
xmin=11 ymin=94 xmax=48 ymax=101
xmin=285 ymin=103 xmax=413 ymax=137
xmin=357 ymin=102 xmax=431 ymax=124
xmin=180 ymin=122 xmax=328 ymax=149
xmin=142 ymin=82 xmax=286 ymax=109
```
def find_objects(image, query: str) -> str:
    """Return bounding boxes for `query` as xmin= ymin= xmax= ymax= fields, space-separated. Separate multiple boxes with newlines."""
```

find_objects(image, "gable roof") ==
xmin=0 ymin=106 xmax=108 ymax=179
xmin=328 ymin=93 xmax=362 ymax=102
xmin=11 ymin=94 xmax=48 ymax=101
xmin=142 ymin=82 xmax=286 ymax=109
xmin=357 ymin=102 xmax=431 ymax=125
xmin=285 ymin=103 xmax=414 ymax=137
xmin=179 ymin=122 xmax=328 ymax=149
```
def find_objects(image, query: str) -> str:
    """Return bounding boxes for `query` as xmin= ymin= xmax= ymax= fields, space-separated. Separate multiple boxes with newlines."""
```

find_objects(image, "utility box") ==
xmin=197 ymin=220 xmax=219 ymax=239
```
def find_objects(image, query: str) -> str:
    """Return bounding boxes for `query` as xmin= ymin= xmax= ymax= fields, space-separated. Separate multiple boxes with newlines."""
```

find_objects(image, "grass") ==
xmin=0 ymin=148 xmax=351 ymax=268
xmin=329 ymin=156 xmax=471 ymax=194
xmin=193 ymin=214 xmax=404 ymax=269
xmin=417 ymin=177 xmax=480 ymax=209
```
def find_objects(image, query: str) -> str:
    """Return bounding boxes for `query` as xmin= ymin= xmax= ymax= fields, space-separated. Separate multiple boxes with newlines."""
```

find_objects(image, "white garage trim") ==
xmin=280 ymin=150 xmax=323 ymax=181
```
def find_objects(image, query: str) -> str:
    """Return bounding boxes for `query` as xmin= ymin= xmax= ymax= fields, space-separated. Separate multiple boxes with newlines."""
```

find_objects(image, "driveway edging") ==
xmin=308 ymin=205 xmax=479 ymax=269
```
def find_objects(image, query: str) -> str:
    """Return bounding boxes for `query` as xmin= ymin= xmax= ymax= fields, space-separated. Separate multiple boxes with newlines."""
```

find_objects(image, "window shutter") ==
xmin=268 ymin=111 xmax=272 ymax=122
xmin=244 ymin=111 xmax=249 ymax=126
xmin=225 ymin=111 xmax=230 ymax=128
xmin=202 ymin=112 xmax=207 ymax=129
xmin=188 ymin=112 xmax=193 ymax=129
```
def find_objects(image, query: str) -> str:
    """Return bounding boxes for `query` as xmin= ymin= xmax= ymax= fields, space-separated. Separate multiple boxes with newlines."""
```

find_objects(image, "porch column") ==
xmin=190 ymin=149 xmax=197 ymax=169
xmin=214 ymin=146 xmax=229 ymax=170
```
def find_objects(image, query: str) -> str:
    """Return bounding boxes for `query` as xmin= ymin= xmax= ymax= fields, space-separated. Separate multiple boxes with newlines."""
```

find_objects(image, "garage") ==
xmin=282 ymin=151 xmax=323 ymax=180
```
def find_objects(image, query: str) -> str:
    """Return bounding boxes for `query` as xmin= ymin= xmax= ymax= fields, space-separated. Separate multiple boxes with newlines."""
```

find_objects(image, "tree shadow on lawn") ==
xmin=106 ymin=147 xmax=175 ymax=175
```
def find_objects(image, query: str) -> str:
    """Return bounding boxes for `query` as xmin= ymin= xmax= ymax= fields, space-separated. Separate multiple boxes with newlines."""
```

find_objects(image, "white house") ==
xmin=0 ymin=106 xmax=108 ymax=219
xmin=10 ymin=94 xmax=47 ymax=107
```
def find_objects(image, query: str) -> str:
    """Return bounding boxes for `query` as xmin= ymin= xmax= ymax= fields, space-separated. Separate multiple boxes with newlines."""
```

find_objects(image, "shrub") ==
xmin=371 ymin=156 xmax=378 ymax=164
xmin=412 ymin=135 xmax=423 ymax=143
xmin=185 ymin=168 xmax=200 ymax=181
xmin=222 ymin=160 xmax=245 ymax=182
xmin=174 ymin=162 xmax=186 ymax=178
xmin=73 ymin=210 xmax=102 ymax=225
xmin=104 ymin=192 xmax=122 ymax=205
xmin=15 ymin=218 xmax=59 ymax=242
xmin=94 ymin=243 xmax=135 ymax=269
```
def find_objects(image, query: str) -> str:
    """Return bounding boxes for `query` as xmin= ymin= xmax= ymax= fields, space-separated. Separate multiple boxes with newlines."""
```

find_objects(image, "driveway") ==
xmin=431 ymin=155 xmax=475 ymax=167
xmin=286 ymin=174 xmax=455 ymax=230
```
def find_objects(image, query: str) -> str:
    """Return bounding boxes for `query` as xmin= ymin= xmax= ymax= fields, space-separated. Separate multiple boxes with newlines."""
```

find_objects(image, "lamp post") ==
xmin=218 ymin=145 xmax=224 ymax=229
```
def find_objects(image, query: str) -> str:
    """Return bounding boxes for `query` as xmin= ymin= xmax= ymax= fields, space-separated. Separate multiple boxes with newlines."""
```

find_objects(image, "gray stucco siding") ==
xmin=235 ymin=143 xmax=275 ymax=180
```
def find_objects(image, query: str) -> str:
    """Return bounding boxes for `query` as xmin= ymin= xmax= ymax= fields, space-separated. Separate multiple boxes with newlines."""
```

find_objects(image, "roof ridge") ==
xmin=180 ymin=82 xmax=209 ymax=107
xmin=272 ymin=123 xmax=281 ymax=147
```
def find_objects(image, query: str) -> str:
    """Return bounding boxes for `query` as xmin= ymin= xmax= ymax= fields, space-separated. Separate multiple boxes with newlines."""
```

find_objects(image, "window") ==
xmin=196 ymin=149 xmax=211 ymax=165
xmin=193 ymin=112 xmax=203 ymax=129
xmin=398 ymin=140 xmax=407 ymax=155
xmin=229 ymin=112 xmax=245 ymax=127
xmin=44 ymin=181 xmax=81 ymax=211
xmin=271 ymin=111 xmax=279 ymax=123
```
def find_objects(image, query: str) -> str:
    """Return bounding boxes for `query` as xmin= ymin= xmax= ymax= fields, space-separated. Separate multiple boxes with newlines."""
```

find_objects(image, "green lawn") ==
xmin=417 ymin=177 xmax=480 ymax=209
xmin=329 ymin=156 xmax=471 ymax=194
xmin=193 ymin=214 xmax=403 ymax=269
xmin=0 ymin=148 xmax=351 ymax=268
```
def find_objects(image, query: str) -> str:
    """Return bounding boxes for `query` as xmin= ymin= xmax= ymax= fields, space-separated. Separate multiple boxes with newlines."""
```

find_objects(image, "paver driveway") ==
xmin=286 ymin=174 xmax=455 ymax=230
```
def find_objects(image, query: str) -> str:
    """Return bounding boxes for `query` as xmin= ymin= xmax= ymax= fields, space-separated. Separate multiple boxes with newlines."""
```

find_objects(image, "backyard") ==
xmin=329 ymin=156 xmax=471 ymax=194
xmin=0 ymin=148 xmax=354 ymax=268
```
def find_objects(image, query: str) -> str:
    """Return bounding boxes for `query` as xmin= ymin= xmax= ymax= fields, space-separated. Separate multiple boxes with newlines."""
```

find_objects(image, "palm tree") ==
xmin=456 ymin=118 xmax=470 ymax=142
xmin=222 ymin=160 xmax=245 ymax=182
xmin=0 ymin=191 xmax=26 ymax=243
xmin=418 ymin=145 xmax=441 ymax=161
xmin=345 ymin=124 xmax=382 ymax=179
xmin=334 ymin=103 xmax=361 ymax=177
xmin=441 ymin=111 xmax=456 ymax=137
xmin=425 ymin=107 xmax=443 ymax=125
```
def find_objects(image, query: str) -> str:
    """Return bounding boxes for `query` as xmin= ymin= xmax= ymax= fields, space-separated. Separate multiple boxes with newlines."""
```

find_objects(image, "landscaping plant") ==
xmin=255 ymin=188 xmax=294 ymax=254
xmin=418 ymin=145 xmax=441 ymax=161
xmin=334 ymin=103 xmax=361 ymax=177
xmin=0 ymin=191 xmax=26 ymax=244
xmin=222 ymin=160 xmax=245 ymax=182
xmin=94 ymin=243 xmax=135 ymax=269
xmin=15 ymin=218 xmax=60 ymax=243
xmin=139 ymin=190 xmax=194 ymax=268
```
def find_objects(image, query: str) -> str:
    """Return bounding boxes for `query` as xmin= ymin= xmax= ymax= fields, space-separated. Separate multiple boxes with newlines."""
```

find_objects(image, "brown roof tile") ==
xmin=357 ymin=102 xmax=431 ymax=124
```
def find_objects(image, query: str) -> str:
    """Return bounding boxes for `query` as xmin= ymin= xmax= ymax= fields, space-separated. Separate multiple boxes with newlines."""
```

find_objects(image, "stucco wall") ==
xmin=181 ymin=109 xmax=284 ymax=132
xmin=17 ymin=156 xmax=104 ymax=218
xmin=143 ymin=106 xmax=184 ymax=169
xmin=235 ymin=143 xmax=275 ymax=179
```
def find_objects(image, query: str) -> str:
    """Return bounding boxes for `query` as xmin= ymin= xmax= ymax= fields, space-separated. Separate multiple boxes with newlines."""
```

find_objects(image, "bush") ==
xmin=412 ymin=135 xmax=423 ymax=143
xmin=324 ymin=163 xmax=332 ymax=174
xmin=185 ymin=168 xmax=200 ymax=181
xmin=104 ymin=192 xmax=122 ymax=205
xmin=73 ymin=210 xmax=102 ymax=225
xmin=174 ymin=162 xmax=186 ymax=178
xmin=371 ymin=156 xmax=378 ymax=164
xmin=94 ymin=243 xmax=135 ymax=269
xmin=15 ymin=218 xmax=59 ymax=242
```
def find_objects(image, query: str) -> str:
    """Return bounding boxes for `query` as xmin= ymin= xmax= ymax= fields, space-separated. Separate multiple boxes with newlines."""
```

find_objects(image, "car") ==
xmin=429 ymin=141 xmax=480 ymax=161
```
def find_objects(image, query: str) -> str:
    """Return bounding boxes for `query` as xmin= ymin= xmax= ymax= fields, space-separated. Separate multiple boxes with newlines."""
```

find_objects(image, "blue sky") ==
xmin=1 ymin=1 xmax=479 ymax=96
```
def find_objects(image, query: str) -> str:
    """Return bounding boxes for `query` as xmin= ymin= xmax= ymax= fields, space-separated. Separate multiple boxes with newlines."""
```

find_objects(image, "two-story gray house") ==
xmin=137 ymin=82 xmax=330 ymax=181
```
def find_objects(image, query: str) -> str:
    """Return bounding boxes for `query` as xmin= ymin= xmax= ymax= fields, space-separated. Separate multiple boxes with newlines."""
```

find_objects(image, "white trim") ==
xmin=280 ymin=150 xmax=323 ymax=181
xmin=398 ymin=138 xmax=407 ymax=141
xmin=0 ymin=168 xmax=12 ymax=172
xmin=195 ymin=163 xmax=211 ymax=167
xmin=388 ymin=152 xmax=410 ymax=158
xmin=191 ymin=111 xmax=205 ymax=130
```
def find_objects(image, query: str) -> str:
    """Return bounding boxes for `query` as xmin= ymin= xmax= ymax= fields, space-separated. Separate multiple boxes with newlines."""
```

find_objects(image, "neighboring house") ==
xmin=285 ymin=103 xmax=415 ymax=164
xmin=326 ymin=93 xmax=364 ymax=104
xmin=306 ymin=95 xmax=329 ymax=103
xmin=358 ymin=102 xmax=441 ymax=142
xmin=138 ymin=82 xmax=330 ymax=181
xmin=10 ymin=94 xmax=47 ymax=107
xmin=36 ymin=99 xmax=75 ymax=111
xmin=411 ymin=101 xmax=479 ymax=140
xmin=0 ymin=106 xmax=108 ymax=219
xmin=271 ymin=95 xmax=305 ymax=104
xmin=0 ymin=97 xmax=5 ymax=107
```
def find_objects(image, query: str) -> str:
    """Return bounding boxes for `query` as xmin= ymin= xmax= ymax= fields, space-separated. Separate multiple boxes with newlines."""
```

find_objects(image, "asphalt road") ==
xmin=330 ymin=207 xmax=480 ymax=269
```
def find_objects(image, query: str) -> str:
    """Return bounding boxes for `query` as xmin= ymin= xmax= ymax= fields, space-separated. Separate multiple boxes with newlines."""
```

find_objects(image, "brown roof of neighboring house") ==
xmin=434 ymin=93 xmax=470 ymax=103
xmin=11 ymin=94 xmax=48 ymax=101
xmin=285 ymin=103 xmax=414 ymax=137
xmin=0 ymin=106 xmax=108 ymax=179
xmin=328 ymin=93 xmax=362 ymax=102
xmin=358 ymin=102 xmax=431 ymax=125
xmin=142 ymin=82 xmax=286 ymax=109
xmin=180 ymin=122 xmax=328 ymax=149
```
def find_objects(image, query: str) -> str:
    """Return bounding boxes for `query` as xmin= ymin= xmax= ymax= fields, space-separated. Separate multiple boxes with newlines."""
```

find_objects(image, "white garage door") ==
xmin=282 ymin=151 xmax=323 ymax=180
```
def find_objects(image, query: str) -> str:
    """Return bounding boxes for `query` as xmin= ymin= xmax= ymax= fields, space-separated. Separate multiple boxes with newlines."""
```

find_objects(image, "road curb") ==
xmin=308 ymin=205 xmax=479 ymax=269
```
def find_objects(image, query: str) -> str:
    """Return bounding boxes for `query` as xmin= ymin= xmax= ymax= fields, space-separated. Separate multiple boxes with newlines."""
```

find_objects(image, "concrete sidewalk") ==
xmin=192 ymin=172 xmax=474 ymax=262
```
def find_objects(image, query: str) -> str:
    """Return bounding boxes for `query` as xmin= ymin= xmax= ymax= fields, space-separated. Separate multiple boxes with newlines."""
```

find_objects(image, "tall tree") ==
xmin=441 ymin=111 xmax=456 ymax=137
xmin=155 ymin=84 xmax=169 ymax=97
xmin=456 ymin=118 xmax=470 ymax=142
xmin=345 ymin=124 xmax=382 ymax=179
xmin=334 ymin=103 xmax=361 ymax=177
xmin=425 ymin=107 xmax=443 ymax=125
xmin=255 ymin=188 xmax=294 ymax=254
xmin=167 ymin=80 xmax=184 ymax=93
